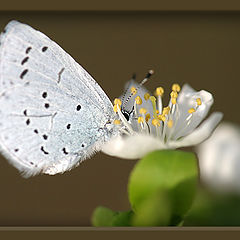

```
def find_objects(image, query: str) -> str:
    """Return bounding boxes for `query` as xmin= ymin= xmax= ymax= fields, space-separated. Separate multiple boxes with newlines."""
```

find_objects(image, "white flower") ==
xmin=102 ymin=76 xmax=223 ymax=159
xmin=197 ymin=122 xmax=240 ymax=194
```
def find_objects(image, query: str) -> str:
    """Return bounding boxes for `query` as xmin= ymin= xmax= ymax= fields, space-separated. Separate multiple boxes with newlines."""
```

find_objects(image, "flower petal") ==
xmin=168 ymin=112 xmax=223 ymax=148
xmin=101 ymin=134 xmax=165 ymax=159
xmin=197 ymin=122 xmax=240 ymax=193
xmin=172 ymin=84 xmax=214 ymax=140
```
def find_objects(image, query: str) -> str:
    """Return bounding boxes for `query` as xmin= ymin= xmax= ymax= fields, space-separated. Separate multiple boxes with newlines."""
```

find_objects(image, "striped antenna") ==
xmin=122 ymin=69 xmax=154 ymax=109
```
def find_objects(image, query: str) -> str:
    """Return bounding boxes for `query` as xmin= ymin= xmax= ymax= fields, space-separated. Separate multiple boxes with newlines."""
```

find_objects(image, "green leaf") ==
xmin=184 ymin=188 xmax=240 ymax=226
xmin=131 ymin=189 xmax=172 ymax=226
xmin=91 ymin=206 xmax=116 ymax=227
xmin=128 ymin=150 xmax=198 ymax=225
xmin=112 ymin=211 xmax=133 ymax=226
xmin=91 ymin=206 xmax=133 ymax=226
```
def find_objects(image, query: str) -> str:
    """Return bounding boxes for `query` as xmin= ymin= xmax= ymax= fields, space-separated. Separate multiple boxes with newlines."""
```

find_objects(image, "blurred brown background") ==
xmin=0 ymin=11 xmax=239 ymax=226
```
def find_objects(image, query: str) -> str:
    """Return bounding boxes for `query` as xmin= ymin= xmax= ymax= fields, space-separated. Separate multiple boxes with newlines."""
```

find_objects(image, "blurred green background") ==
xmin=0 ymin=12 xmax=239 ymax=225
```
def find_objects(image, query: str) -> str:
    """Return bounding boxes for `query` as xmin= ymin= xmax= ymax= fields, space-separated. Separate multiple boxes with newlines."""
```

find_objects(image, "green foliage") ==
xmin=184 ymin=188 xmax=240 ymax=226
xmin=91 ymin=207 xmax=116 ymax=227
xmin=92 ymin=150 xmax=199 ymax=226
xmin=92 ymin=207 xmax=133 ymax=226
xmin=131 ymin=189 xmax=172 ymax=226
xmin=128 ymin=150 xmax=198 ymax=225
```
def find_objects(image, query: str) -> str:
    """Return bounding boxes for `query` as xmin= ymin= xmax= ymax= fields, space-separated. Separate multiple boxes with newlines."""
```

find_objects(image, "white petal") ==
xmin=172 ymin=84 xmax=214 ymax=140
xmin=101 ymin=134 xmax=165 ymax=159
xmin=196 ymin=122 xmax=240 ymax=194
xmin=168 ymin=112 xmax=223 ymax=148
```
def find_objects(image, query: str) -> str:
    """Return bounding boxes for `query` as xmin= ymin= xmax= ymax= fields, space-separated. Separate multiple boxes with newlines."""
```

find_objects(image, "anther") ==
xmin=144 ymin=93 xmax=150 ymax=100
xmin=135 ymin=96 xmax=142 ymax=105
xmin=152 ymin=118 xmax=160 ymax=127
xmin=167 ymin=120 xmax=173 ymax=128
xmin=138 ymin=117 xmax=144 ymax=123
xmin=145 ymin=114 xmax=151 ymax=122
xmin=162 ymin=106 xmax=170 ymax=115
xmin=158 ymin=114 xmax=166 ymax=122
xmin=170 ymin=91 xmax=178 ymax=98
xmin=149 ymin=96 xmax=156 ymax=103
xmin=139 ymin=108 xmax=147 ymax=114
xmin=196 ymin=98 xmax=202 ymax=106
xmin=171 ymin=98 xmax=177 ymax=105
xmin=114 ymin=98 xmax=122 ymax=106
xmin=131 ymin=87 xmax=137 ymax=95
xmin=155 ymin=87 xmax=164 ymax=97
xmin=188 ymin=108 xmax=196 ymax=114
xmin=172 ymin=83 xmax=181 ymax=92
xmin=113 ymin=119 xmax=121 ymax=125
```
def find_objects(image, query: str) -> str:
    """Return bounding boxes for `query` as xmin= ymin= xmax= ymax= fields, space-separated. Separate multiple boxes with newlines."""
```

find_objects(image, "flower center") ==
xmin=113 ymin=82 xmax=202 ymax=143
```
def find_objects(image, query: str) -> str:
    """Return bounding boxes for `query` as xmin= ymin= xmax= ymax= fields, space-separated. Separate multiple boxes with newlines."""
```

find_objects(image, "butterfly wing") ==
xmin=0 ymin=20 xmax=116 ymax=176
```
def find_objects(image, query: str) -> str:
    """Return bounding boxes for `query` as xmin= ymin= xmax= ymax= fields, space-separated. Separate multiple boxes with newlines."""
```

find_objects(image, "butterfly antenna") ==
xmin=122 ymin=70 xmax=154 ymax=109
xmin=121 ymin=73 xmax=136 ymax=103
xmin=139 ymin=69 xmax=154 ymax=86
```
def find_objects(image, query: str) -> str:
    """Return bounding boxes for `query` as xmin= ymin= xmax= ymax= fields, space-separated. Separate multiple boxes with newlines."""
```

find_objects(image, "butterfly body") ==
xmin=0 ymin=21 xmax=118 ymax=176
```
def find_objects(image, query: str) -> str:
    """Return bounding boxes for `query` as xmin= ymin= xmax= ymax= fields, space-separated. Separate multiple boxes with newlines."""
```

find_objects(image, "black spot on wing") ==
xmin=44 ymin=103 xmax=50 ymax=109
xmin=76 ymin=105 xmax=81 ymax=111
xmin=21 ymin=57 xmax=29 ymax=65
xmin=62 ymin=147 xmax=68 ymax=155
xmin=57 ymin=68 xmax=65 ymax=83
xmin=26 ymin=119 xmax=30 ymax=125
xmin=26 ymin=47 xmax=32 ymax=54
xmin=42 ymin=92 xmax=47 ymax=98
xmin=20 ymin=69 xmax=28 ymax=79
xmin=42 ymin=134 xmax=48 ymax=140
xmin=42 ymin=46 xmax=48 ymax=52
xmin=40 ymin=146 xmax=49 ymax=155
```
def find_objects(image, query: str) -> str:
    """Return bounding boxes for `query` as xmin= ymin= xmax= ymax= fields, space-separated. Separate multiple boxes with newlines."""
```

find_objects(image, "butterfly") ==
xmin=0 ymin=20 xmax=127 ymax=177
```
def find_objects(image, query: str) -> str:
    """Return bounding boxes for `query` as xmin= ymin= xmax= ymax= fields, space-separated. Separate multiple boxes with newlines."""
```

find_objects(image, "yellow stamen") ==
xmin=138 ymin=117 xmax=144 ymax=123
xmin=156 ymin=110 xmax=159 ymax=114
xmin=113 ymin=105 xmax=118 ymax=113
xmin=171 ymin=97 xmax=177 ymax=105
xmin=113 ymin=119 xmax=121 ymax=125
xmin=152 ymin=118 xmax=160 ymax=127
xmin=158 ymin=114 xmax=166 ymax=122
xmin=188 ymin=108 xmax=196 ymax=114
xmin=131 ymin=86 xmax=137 ymax=95
xmin=196 ymin=98 xmax=202 ymax=106
xmin=172 ymin=83 xmax=181 ymax=92
xmin=139 ymin=108 xmax=147 ymax=114
xmin=135 ymin=96 xmax=142 ymax=105
xmin=167 ymin=120 xmax=173 ymax=128
xmin=149 ymin=96 xmax=158 ymax=118
xmin=162 ymin=106 xmax=170 ymax=115
xmin=114 ymin=98 xmax=122 ymax=106
xmin=155 ymin=87 xmax=164 ymax=97
xmin=170 ymin=91 xmax=178 ymax=98
xmin=145 ymin=114 xmax=151 ymax=122
xmin=144 ymin=93 xmax=150 ymax=100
